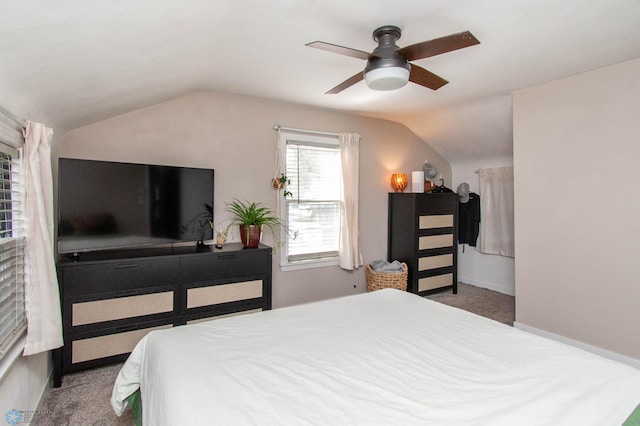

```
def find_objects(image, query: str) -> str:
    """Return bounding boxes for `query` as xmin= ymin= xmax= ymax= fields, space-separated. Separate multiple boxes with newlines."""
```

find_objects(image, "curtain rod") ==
xmin=273 ymin=125 xmax=340 ymax=138
xmin=0 ymin=105 xmax=26 ymax=128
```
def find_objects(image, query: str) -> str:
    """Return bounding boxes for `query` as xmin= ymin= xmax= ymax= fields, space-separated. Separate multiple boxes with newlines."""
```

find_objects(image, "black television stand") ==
xmin=53 ymin=243 xmax=272 ymax=387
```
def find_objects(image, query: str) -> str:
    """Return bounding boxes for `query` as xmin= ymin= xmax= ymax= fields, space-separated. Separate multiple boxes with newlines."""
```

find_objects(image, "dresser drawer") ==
xmin=186 ymin=279 xmax=263 ymax=309
xmin=418 ymin=234 xmax=454 ymax=250
xmin=418 ymin=273 xmax=454 ymax=292
xmin=65 ymin=319 xmax=173 ymax=369
xmin=419 ymin=214 xmax=454 ymax=229
xmin=63 ymin=285 xmax=178 ymax=334
xmin=61 ymin=257 xmax=180 ymax=296
xmin=181 ymin=249 xmax=270 ymax=283
xmin=415 ymin=194 xmax=458 ymax=215
xmin=72 ymin=291 xmax=174 ymax=326
xmin=418 ymin=254 xmax=454 ymax=271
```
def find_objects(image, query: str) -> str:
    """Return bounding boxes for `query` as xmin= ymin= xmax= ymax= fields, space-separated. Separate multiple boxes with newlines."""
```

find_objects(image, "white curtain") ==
xmin=273 ymin=129 xmax=284 ymax=219
xmin=22 ymin=122 xmax=63 ymax=355
xmin=338 ymin=132 xmax=363 ymax=270
xmin=477 ymin=166 xmax=515 ymax=257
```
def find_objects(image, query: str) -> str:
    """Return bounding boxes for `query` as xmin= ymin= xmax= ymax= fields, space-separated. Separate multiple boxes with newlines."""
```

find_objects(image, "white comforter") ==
xmin=112 ymin=289 xmax=640 ymax=425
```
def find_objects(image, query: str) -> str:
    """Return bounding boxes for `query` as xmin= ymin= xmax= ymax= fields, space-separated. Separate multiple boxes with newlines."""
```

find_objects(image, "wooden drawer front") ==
xmin=186 ymin=308 xmax=263 ymax=325
xmin=181 ymin=250 xmax=269 ymax=283
xmin=72 ymin=291 xmax=174 ymax=326
xmin=419 ymin=214 xmax=454 ymax=229
xmin=187 ymin=280 xmax=263 ymax=309
xmin=62 ymin=257 xmax=180 ymax=296
xmin=415 ymin=193 xmax=458 ymax=215
xmin=419 ymin=234 xmax=453 ymax=250
xmin=418 ymin=254 xmax=453 ymax=271
xmin=71 ymin=324 xmax=171 ymax=364
xmin=418 ymin=273 xmax=454 ymax=292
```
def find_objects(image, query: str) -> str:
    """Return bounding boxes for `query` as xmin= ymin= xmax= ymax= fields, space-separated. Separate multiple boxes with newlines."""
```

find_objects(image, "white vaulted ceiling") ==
xmin=1 ymin=1 xmax=639 ymax=161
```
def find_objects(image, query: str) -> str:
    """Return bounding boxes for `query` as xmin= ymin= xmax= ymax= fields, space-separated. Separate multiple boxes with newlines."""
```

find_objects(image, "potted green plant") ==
xmin=272 ymin=173 xmax=293 ymax=198
xmin=225 ymin=199 xmax=287 ymax=248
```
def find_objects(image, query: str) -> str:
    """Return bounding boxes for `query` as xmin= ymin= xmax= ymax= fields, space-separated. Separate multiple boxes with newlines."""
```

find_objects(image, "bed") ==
xmin=111 ymin=289 xmax=640 ymax=425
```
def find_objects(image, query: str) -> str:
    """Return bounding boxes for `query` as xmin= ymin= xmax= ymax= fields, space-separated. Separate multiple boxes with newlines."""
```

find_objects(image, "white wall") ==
xmin=513 ymin=57 xmax=640 ymax=360
xmin=452 ymin=158 xmax=515 ymax=295
xmin=0 ymin=343 xmax=49 ymax=421
xmin=56 ymin=91 xmax=451 ymax=308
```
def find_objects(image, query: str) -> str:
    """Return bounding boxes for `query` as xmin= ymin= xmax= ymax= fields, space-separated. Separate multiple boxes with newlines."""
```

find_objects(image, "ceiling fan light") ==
xmin=364 ymin=66 xmax=410 ymax=91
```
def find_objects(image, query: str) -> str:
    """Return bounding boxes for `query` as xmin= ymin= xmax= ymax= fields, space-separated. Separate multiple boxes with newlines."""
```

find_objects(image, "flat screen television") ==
xmin=57 ymin=158 xmax=214 ymax=255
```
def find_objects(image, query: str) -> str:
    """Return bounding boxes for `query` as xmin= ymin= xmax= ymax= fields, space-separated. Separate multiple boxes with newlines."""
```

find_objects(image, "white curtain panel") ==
xmin=22 ymin=122 xmax=63 ymax=355
xmin=273 ymin=129 xmax=284 ymax=219
xmin=338 ymin=133 xmax=363 ymax=270
xmin=477 ymin=166 xmax=515 ymax=258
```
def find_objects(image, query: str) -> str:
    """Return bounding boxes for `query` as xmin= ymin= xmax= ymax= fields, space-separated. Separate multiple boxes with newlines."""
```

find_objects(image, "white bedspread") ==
xmin=112 ymin=289 xmax=640 ymax=425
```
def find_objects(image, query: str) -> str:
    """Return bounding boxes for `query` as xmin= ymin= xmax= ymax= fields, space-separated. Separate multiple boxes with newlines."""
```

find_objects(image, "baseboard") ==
xmin=33 ymin=366 xmax=53 ymax=419
xmin=459 ymin=276 xmax=515 ymax=296
xmin=514 ymin=322 xmax=640 ymax=369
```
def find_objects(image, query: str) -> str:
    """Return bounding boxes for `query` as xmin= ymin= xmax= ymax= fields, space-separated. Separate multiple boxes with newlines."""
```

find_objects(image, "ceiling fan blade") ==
xmin=326 ymin=72 xmax=364 ymax=94
xmin=409 ymin=64 xmax=448 ymax=90
xmin=398 ymin=31 xmax=480 ymax=61
xmin=306 ymin=41 xmax=376 ymax=61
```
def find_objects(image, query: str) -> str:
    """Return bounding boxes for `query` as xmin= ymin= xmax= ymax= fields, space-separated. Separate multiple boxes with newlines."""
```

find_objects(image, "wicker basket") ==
xmin=365 ymin=262 xmax=408 ymax=292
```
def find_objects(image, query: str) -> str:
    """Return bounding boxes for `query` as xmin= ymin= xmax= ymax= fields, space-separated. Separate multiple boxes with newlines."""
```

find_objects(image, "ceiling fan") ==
xmin=306 ymin=25 xmax=480 ymax=94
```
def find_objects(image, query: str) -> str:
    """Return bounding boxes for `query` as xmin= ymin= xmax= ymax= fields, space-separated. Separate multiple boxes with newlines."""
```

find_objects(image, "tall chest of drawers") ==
xmin=388 ymin=192 xmax=458 ymax=295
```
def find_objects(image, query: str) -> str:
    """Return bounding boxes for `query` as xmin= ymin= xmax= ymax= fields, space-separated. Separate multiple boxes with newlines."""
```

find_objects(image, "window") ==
xmin=279 ymin=132 xmax=341 ymax=270
xmin=0 ymin=147 xmax=25 ymax=359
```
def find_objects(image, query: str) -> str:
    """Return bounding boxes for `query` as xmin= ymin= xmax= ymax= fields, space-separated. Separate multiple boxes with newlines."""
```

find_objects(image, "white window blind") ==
xmin=284 ymin=139 xmax=341 ymax=263
xmin=0 ymin=148 xmax=25 ymax=357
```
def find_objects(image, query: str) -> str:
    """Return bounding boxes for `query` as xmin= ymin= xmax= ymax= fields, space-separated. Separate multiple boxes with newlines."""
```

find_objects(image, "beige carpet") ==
xmin=426 ymin=282 xmax=515 ymax=325
xmin=34 ymin=282 xmax=514 ymax=425
xmin=32 ymin=362 xmax=133 ymax=426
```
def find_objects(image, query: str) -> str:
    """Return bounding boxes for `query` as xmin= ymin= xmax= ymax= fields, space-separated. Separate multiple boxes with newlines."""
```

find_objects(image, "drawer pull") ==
xmin=114 ymin=290 xmax=140 ymax=297
xmin=114 ymin=324 xmax=140 ymax=333
xmin=217 ymin=254 xmax=237 ymax=260
xmin=114 ymin=262 xmax=139 ymax=269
